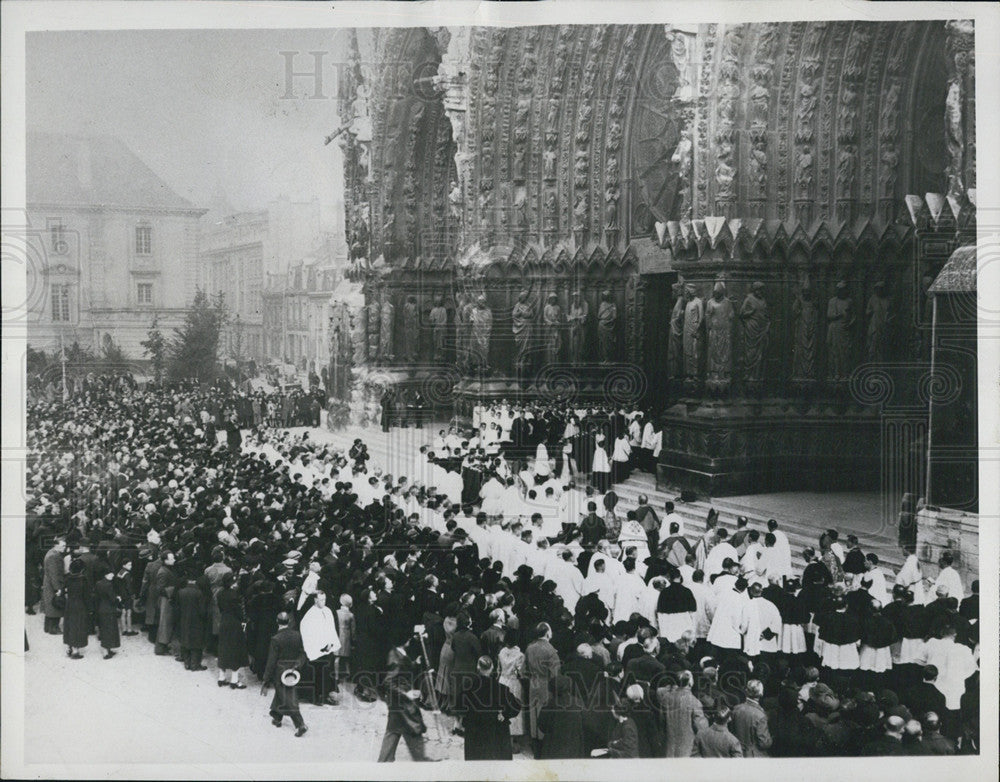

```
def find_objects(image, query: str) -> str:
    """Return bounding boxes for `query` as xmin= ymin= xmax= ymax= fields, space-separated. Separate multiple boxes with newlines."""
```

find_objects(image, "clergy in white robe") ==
xmin=611 ymin=567 xmax=646 ymax=624
xmin=749 ymin=584 xmax=782 ymax=655
xmin=583 ymin=555 xmax=617 ymax=612
xmin=862 ymin=555 xmax=890 ymax=607
xmin=549 ymin=550 xmax=584 ymax=612
xmin=766 ymin=521 xmax=792 ymax=576
xmin=689 ymin=576 xmax=716 ymax=640
xmin=479 ymin=475 xmax=505 ymax=516
xmin=707 ymin=578 xmax=754 ymax=653
xmin=895 ymin=553 xmax=926 ymax=605
xmin=932 ymin=558 xmax=964 ymax=601
xmin=703 ymin=536 xmax=738 ymax=578
xmin=300 ymin=594 xmax=342 ymax=661
xmin=921 ymin=630 xmax=978 ymax=711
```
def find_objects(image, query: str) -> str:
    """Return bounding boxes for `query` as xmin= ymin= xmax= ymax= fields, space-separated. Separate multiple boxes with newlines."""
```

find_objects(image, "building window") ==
xmin=51 ymin=284 xmax=70 ymax=322
xmin=137 ymin=282 xmax=153 ymax=305
xmin=135 ymin=225 xmax=152 ymax=255
xmin=49 ymin=222 xmax=69 ymax=255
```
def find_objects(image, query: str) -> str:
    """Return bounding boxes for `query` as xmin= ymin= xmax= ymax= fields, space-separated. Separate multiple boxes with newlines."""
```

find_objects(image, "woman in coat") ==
xmin=63 ymin=558 xmax=92 ymax=659
xmin=435 ymin=615 xmax=458 ymax=713
xmin=216 ymin=572 xmax=249 ymax=688
xmin=450 ymin=611 xmax=482 ymax=735
xmin=537 ymin=674 xmax=585 ymax=759
xmin=497 ymin=629 xmax=526 ymax=749
xmin=351 ymin=589 xmax=384 ymax=702
xmin=245 ymin=578 xmax=282 ymax=679
xmin=94 ymin=567 xmax=121 ymax=659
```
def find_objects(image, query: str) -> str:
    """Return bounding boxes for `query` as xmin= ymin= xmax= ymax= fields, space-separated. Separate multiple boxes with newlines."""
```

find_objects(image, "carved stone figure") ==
xmin=866 ymin=282 xmax=892 ymax=363
xmin=682 ymin=284 xmax=704 ymax=381
xmin=543 ymin=148 xmax=557 ymax=180
xmin=597 ymin=290 xmax=618 ymax=364
xmin=705 ymin=281 xmax=735 ymax=393
xmin=668 ymin=282 xmax=685 ymax=380
xmin=542 ymin=294 xmax=563 ymax=365
xmin=826 ymin=282 xmax=855 ymax=384
xmin=429 ymin=296 xmax=448 ymax=362
xmin=567 ymin=293 xmax=589 ymax=363
xmin=448 ymin=180 xmax=462 ymax=221
xmin=379 ymin=296 xmax=396 ymax=362
xmin=402 ymin=295 xmax=420 ymax=362
xmin=791 ymin=284 xmax=818 ymax=383
xmin=739 ymin=282 xmax=770 ymax=386
xmin=511 ymin=289 xmax=536 ymax=371
xmin=456 ymin=292 xmax=473 ymax=367
xmin=470 ymin=295 xmax=493 ymax=371
xmin=795 ymin=147 xmax=814 ymax=195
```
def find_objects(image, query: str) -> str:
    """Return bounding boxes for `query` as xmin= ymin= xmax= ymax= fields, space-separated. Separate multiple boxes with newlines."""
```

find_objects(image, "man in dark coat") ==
xmin=261 ymin=611 xmax=308 ymax=737
xmin=174 ymin=573 xmax=209 ymax=670
xmin=860 ymin=715 xmax=906 ymax=755
xmin=41 ymin=538 xmax=66 ymax=634
xmin=460 ymin=656 xmax=520 ymax=760
xmin=905 ymin=665 xmax=947 ymax=719
xmin=378 ymin=634 xmax=432 ymax=761
xmin=537 ymin=674 xmax=585 ymax=759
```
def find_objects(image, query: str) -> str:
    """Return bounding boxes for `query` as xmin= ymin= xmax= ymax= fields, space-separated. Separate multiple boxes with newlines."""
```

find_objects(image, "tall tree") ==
xmin=168 ymin=289 xmax=228 ymax=383
xmin=142 ymin=316 xmax=167 ymax=383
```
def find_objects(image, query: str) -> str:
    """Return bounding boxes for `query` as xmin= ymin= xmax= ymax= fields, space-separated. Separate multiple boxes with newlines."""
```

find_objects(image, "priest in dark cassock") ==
xmin=459 ymin=656 xmax=521 ymax=760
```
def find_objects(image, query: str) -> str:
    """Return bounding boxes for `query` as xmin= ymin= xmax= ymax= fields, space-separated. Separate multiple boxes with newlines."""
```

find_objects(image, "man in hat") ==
xmin=261 ymin=611 xmax=308 ymax=737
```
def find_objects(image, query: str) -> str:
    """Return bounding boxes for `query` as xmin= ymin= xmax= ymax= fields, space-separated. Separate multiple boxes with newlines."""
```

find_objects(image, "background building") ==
xmin=200 ymin=197 xmax=330 ymax=367
xmin=26 ymin=131 xmax=206 ymax=358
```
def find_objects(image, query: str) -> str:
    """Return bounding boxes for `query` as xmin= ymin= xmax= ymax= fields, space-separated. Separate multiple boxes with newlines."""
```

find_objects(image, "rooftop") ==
xmin=27 ymin=131 xmax=204 ymax=212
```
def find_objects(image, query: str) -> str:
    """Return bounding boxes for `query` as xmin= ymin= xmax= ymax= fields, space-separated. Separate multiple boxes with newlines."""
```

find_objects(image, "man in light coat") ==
xmin=657 ymin=670 xmax=708 ymax=757
xmin=731 ymin=679 xmax=772 ymax=756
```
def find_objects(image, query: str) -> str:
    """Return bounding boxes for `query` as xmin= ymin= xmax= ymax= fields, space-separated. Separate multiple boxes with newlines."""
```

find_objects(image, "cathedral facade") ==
xmin=337 ymin=21 xmax=977 ymax=502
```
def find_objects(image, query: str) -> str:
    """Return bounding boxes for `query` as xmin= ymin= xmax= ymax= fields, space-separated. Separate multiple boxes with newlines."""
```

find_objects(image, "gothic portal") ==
xmin=337 ymin=21 xmax=977 ymax=499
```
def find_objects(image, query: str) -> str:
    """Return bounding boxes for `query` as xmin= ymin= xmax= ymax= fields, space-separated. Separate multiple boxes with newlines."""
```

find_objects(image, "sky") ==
xmin=26 ymin=29 xmax=354 ymax=224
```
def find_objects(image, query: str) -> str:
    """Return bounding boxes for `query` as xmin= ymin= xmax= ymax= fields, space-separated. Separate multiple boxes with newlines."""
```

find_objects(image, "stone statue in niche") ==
xmin=513 ymin=147 xmax=526 ymax=180
xmin=542 ymin=294 xmax=563 ymax=365
xmin=865 ymin=281 xmax=892 ymax=363
xmin=826 ymin=282 xmax=855 ymax=384
xmin=739 ymin=282 xmax=770 ymax=387
xmin=567 ymin=292 xmax=590 ymax=364
xmin=429 ymin=295 xmax=448 ymax=362
xmin=511 ymin=289 xmax=536 ymax=372
xmin=379 ymin=295 xmax=396 ymax=363
xmin=597 ymin=290 xmax=618 ymax=364
xmin=543 ymin=148 xmax=557 ymax=180
xmin=795 ymin=147 xmax=814 ymax=195
xmin=546 ymin=99 xmax=559 ymax=129
xmin=682 ymin=284 xmax=704 ymax=383
xmin=704 ymin=280 xmax=735 ymax=394
xmin=449 ymin=180 xmax=462 ymax=221
xmin=402 ymin=295 xmax=420 ymax=362
xmin=456 ymin=291 xmax=473 ymax=368
xmin=668 ymin=282 xmax=685 ymax=380
xmin=791 ymin=284 xmax=818 ymax=384
xmin=469 ymin=295 xmax=493 ymax=372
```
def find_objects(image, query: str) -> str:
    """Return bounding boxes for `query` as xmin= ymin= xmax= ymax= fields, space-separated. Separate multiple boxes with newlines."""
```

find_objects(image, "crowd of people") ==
xmin=26 ymin=380 xmax=980 ymax=761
